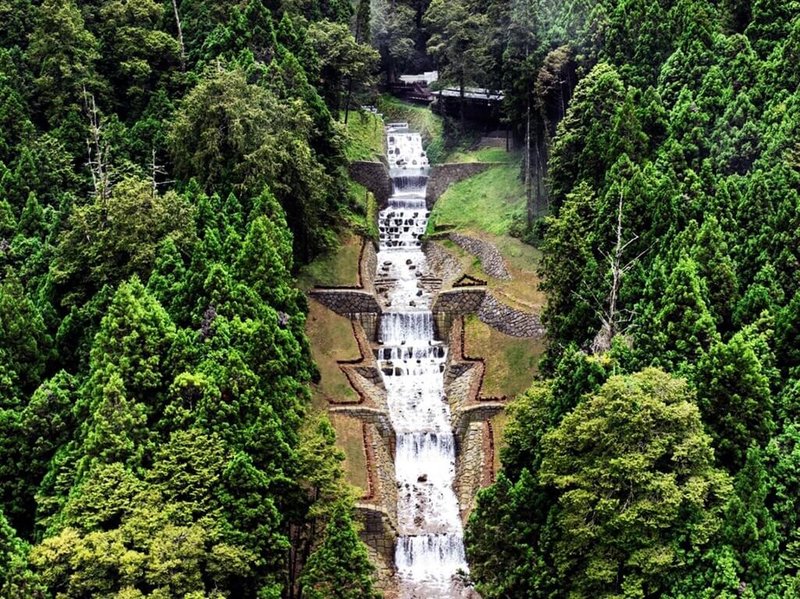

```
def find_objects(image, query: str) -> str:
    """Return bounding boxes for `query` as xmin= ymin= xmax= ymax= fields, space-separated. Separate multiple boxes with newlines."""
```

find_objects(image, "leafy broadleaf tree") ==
xmin=539 ymin=368 xmax=731 ymax=598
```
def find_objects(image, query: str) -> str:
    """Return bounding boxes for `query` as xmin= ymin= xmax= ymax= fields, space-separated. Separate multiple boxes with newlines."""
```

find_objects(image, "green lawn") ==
xmin=306 ymin=298 xmax=360 ymax=406
xmin=329 ymin=413 xmax=368 ymax=493
xmin=446 ymin=146 xmax=517 ymax=163
xmin=429 ymin=162 xmax=525 ymax=236
xmin=297 ymin=233 xmax=362 ymax=290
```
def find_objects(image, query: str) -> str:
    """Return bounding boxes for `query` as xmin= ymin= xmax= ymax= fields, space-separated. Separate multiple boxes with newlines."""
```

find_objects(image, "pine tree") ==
xmin=235 ymin=215 xmax=296 ymax=312
xmin=722 ymin=446 xmax=780 ymax=595
xmin=0 ymin=272 xmax=52 ymax=396
xmin=300 ymin=501 xmax=378 ymax=599
xmin=548 ymin=62 xmax=627 ymax=209
xmin=638 ymin=256 xmax=719 ymax=371
xmin=694 ymin=326 xmax=776 ymax=471
xmin=539 ymin=181 xmax=598 ymax=344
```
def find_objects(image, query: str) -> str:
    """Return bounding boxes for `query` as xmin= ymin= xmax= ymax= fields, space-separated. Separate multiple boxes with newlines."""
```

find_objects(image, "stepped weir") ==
xmin=377 ymin=125 xmax=471 ymax=597
xmin=309 ymin=121 xmax=540 ymax=597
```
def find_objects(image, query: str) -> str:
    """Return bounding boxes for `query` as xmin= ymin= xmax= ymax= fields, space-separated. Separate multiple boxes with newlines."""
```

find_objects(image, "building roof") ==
xmin=436 ymin=87 xmax=504 ymax=102
xmin=398 ymin=71 xmax=439 ymax=84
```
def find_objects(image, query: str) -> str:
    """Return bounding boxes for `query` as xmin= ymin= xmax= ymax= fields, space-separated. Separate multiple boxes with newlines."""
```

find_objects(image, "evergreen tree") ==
xmin=548 ymin=62 xmax=626 ymax=209
xmin=26 ymin=0 xmax=104 ymax=123
xmin=722 ymin=446 xmax=780 ymax=596
xmin=693 ymin=326 xmax=776 ymax=471
xmin=300 ymin=501 xmax=378 ymax=599
xmin=637 ymin=256 xmax=719 ymax=371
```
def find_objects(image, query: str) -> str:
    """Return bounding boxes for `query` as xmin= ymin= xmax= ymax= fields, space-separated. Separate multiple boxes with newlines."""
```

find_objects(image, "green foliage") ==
xmin=0 ymin=509 xmax=25 ymax=591
xmin=548 ymin=62 xmax=626 ymax=209
xmin=27 ymin=0 xmax=104 ymax=123
xmin=0 ymin=0 xmax=379 ymax=591
xmin=300 ymin=501 xmax=378 ymax=599
xmin=425 ymin=0 xmax=491 ymax=100
xmin=539 ymin=369 xmax=730 ymax=597
xmin=636 ymin=256 xmax=719 ymax=371
xmin=0 ymin=273 xmax=52 ymax=398
xmin=468 ymin=368 xmax=732 ymax=598
xmin=693 ymin=326 xmax=777 ymax=471
xmin=52 ymin=176 xmax=196 ymax=307
xmin=169 ymin=66 xmax=340 ymax=258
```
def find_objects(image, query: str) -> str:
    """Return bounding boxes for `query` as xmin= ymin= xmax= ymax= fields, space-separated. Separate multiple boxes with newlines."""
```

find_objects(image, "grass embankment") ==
xmin=297 ymin=233 xmax=361 ymax=290
xmin=445 ymin=146 xmax=516 ymax=163
xmin=338 ymin=111 xmax=383 ymax=239
xmin=377 ymin=96 xmax=445 ymax=163
xmin=341 ymin=109 xmax=385 ymax=162
xmin=298 ymin=110 xmax=387 ymax=493
xmin=306 ymin=298 xmax=368 ymax=490
xmin=428 ymin=155 xmax=523 ymax=236
xmin=464 ymin=314 xmax=545 ymax=399
xmin=429 ymin=144 xmax=546 ymax=404
xmin=329 ymin=414 xmax=368 ymax=493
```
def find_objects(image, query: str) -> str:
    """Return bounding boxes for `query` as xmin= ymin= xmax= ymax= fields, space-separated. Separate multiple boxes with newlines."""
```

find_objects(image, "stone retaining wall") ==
xmin=478 ymin=293 xmax=546 ymax=338
xmin=371 ymin=425 xmax=398 ymax=528
xmin=356 ymin=502 xmax=398 ymax=596
xmin=360 ymin=239 xmax=378 ymax=291
xmin=308 ymin=289 xmax=381 ymax=317
xmin=349 ymin=161 xmax=393 ymax=208
xmin=432 ymin=288 xmax=487 ymax=338
xmin=454 ymin=402 xmax=505 ymax=437
xmin=425 ymin=162 xmax=500 ymax=208
xmin=433 ymin=288 xmax=487 ymax=313
xmin=330 ymin=405 xmax=394 ymax=440
xmin=455 ymin=422 xmax=485 ymax=522
xmin=450 ymin=233 xmax=510 ymax=280
xmin=479 ymin=136 xmax=508 ymax=148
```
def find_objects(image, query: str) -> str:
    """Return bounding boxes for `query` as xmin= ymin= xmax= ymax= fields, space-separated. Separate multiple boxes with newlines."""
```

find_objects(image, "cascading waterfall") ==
xmin=378 ymin=125 xmax=471 ymax=597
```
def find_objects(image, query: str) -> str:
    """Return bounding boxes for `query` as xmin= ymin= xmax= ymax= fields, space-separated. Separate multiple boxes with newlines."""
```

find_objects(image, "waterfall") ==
xmin=377 ymin=127 xmax=472 ymax=597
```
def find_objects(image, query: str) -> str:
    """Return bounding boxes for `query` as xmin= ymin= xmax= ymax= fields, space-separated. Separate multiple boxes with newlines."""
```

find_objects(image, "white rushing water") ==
xmin=378 ymin=126 xmax=471 ymax=597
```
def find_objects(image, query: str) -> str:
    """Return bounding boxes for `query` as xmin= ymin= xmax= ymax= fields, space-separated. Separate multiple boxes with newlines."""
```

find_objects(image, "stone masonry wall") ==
xmin=360 ymin=239 xmax=378 ymax=292
xmin=349 ymin=161 xmax=393 ymax=208
xmin=308 ymin=289 xmax=381 ymax=317
xmin=433 ymin=288 xmax=487 ymax=313
xmin=372 ymin=425 xmax=398 ymax=529
xmin=433 ymin=288 xmax=487 ymax=339
xmin=450 ymin=233 xmax=511 ymax=280
xmin=425 ymin=162 xmax=499 ymax=208
xmin=455 ymin=422 xmax=485 ymax=522
xmin=478 ymin=293 xmax=546 ymax=338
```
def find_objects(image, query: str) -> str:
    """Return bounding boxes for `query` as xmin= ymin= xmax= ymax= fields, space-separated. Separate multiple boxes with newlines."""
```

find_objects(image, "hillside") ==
xmin=1 ymin=0 xmax=799 ymax=597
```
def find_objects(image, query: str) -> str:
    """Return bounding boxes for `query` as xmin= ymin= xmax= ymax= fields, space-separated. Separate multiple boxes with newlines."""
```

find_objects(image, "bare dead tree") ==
xmin=149 ymin=147 xmax=173 ymax=197
xmin=590 ymin=191 xmax=650 ymax=354
xmin=84 ymin=88 xmax=113 ymax=207
xmin=171 ymin=0 xmax=187 ymax=69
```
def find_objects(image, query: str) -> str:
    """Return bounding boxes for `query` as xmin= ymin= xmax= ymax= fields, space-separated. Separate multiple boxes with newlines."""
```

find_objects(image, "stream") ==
xmin=377 ymin=125 xmax=471 ymax=597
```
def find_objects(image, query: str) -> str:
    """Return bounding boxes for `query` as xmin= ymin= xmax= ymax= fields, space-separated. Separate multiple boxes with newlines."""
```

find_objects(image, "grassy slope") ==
xmin=430 ymin=145 xmax=546 ymax=407
xmin=341 ymin=110 xmax=385 ymax=162
xmin=464 ymin=314 xmax=545 ymax=399
xmin=305 ymin=299 xmax=367 ymax=490
xmin=297 ymin=233 xmax=362 ymax=290
xmin=428 ymin=156 xmax=524 ymax=236
xmin=300 ymin=112 xmax=389 ymax=492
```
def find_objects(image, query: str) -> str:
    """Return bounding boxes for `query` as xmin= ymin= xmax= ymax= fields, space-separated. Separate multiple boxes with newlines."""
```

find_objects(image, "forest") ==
xmin=0 ymin=0 xmax=798 ymax=596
